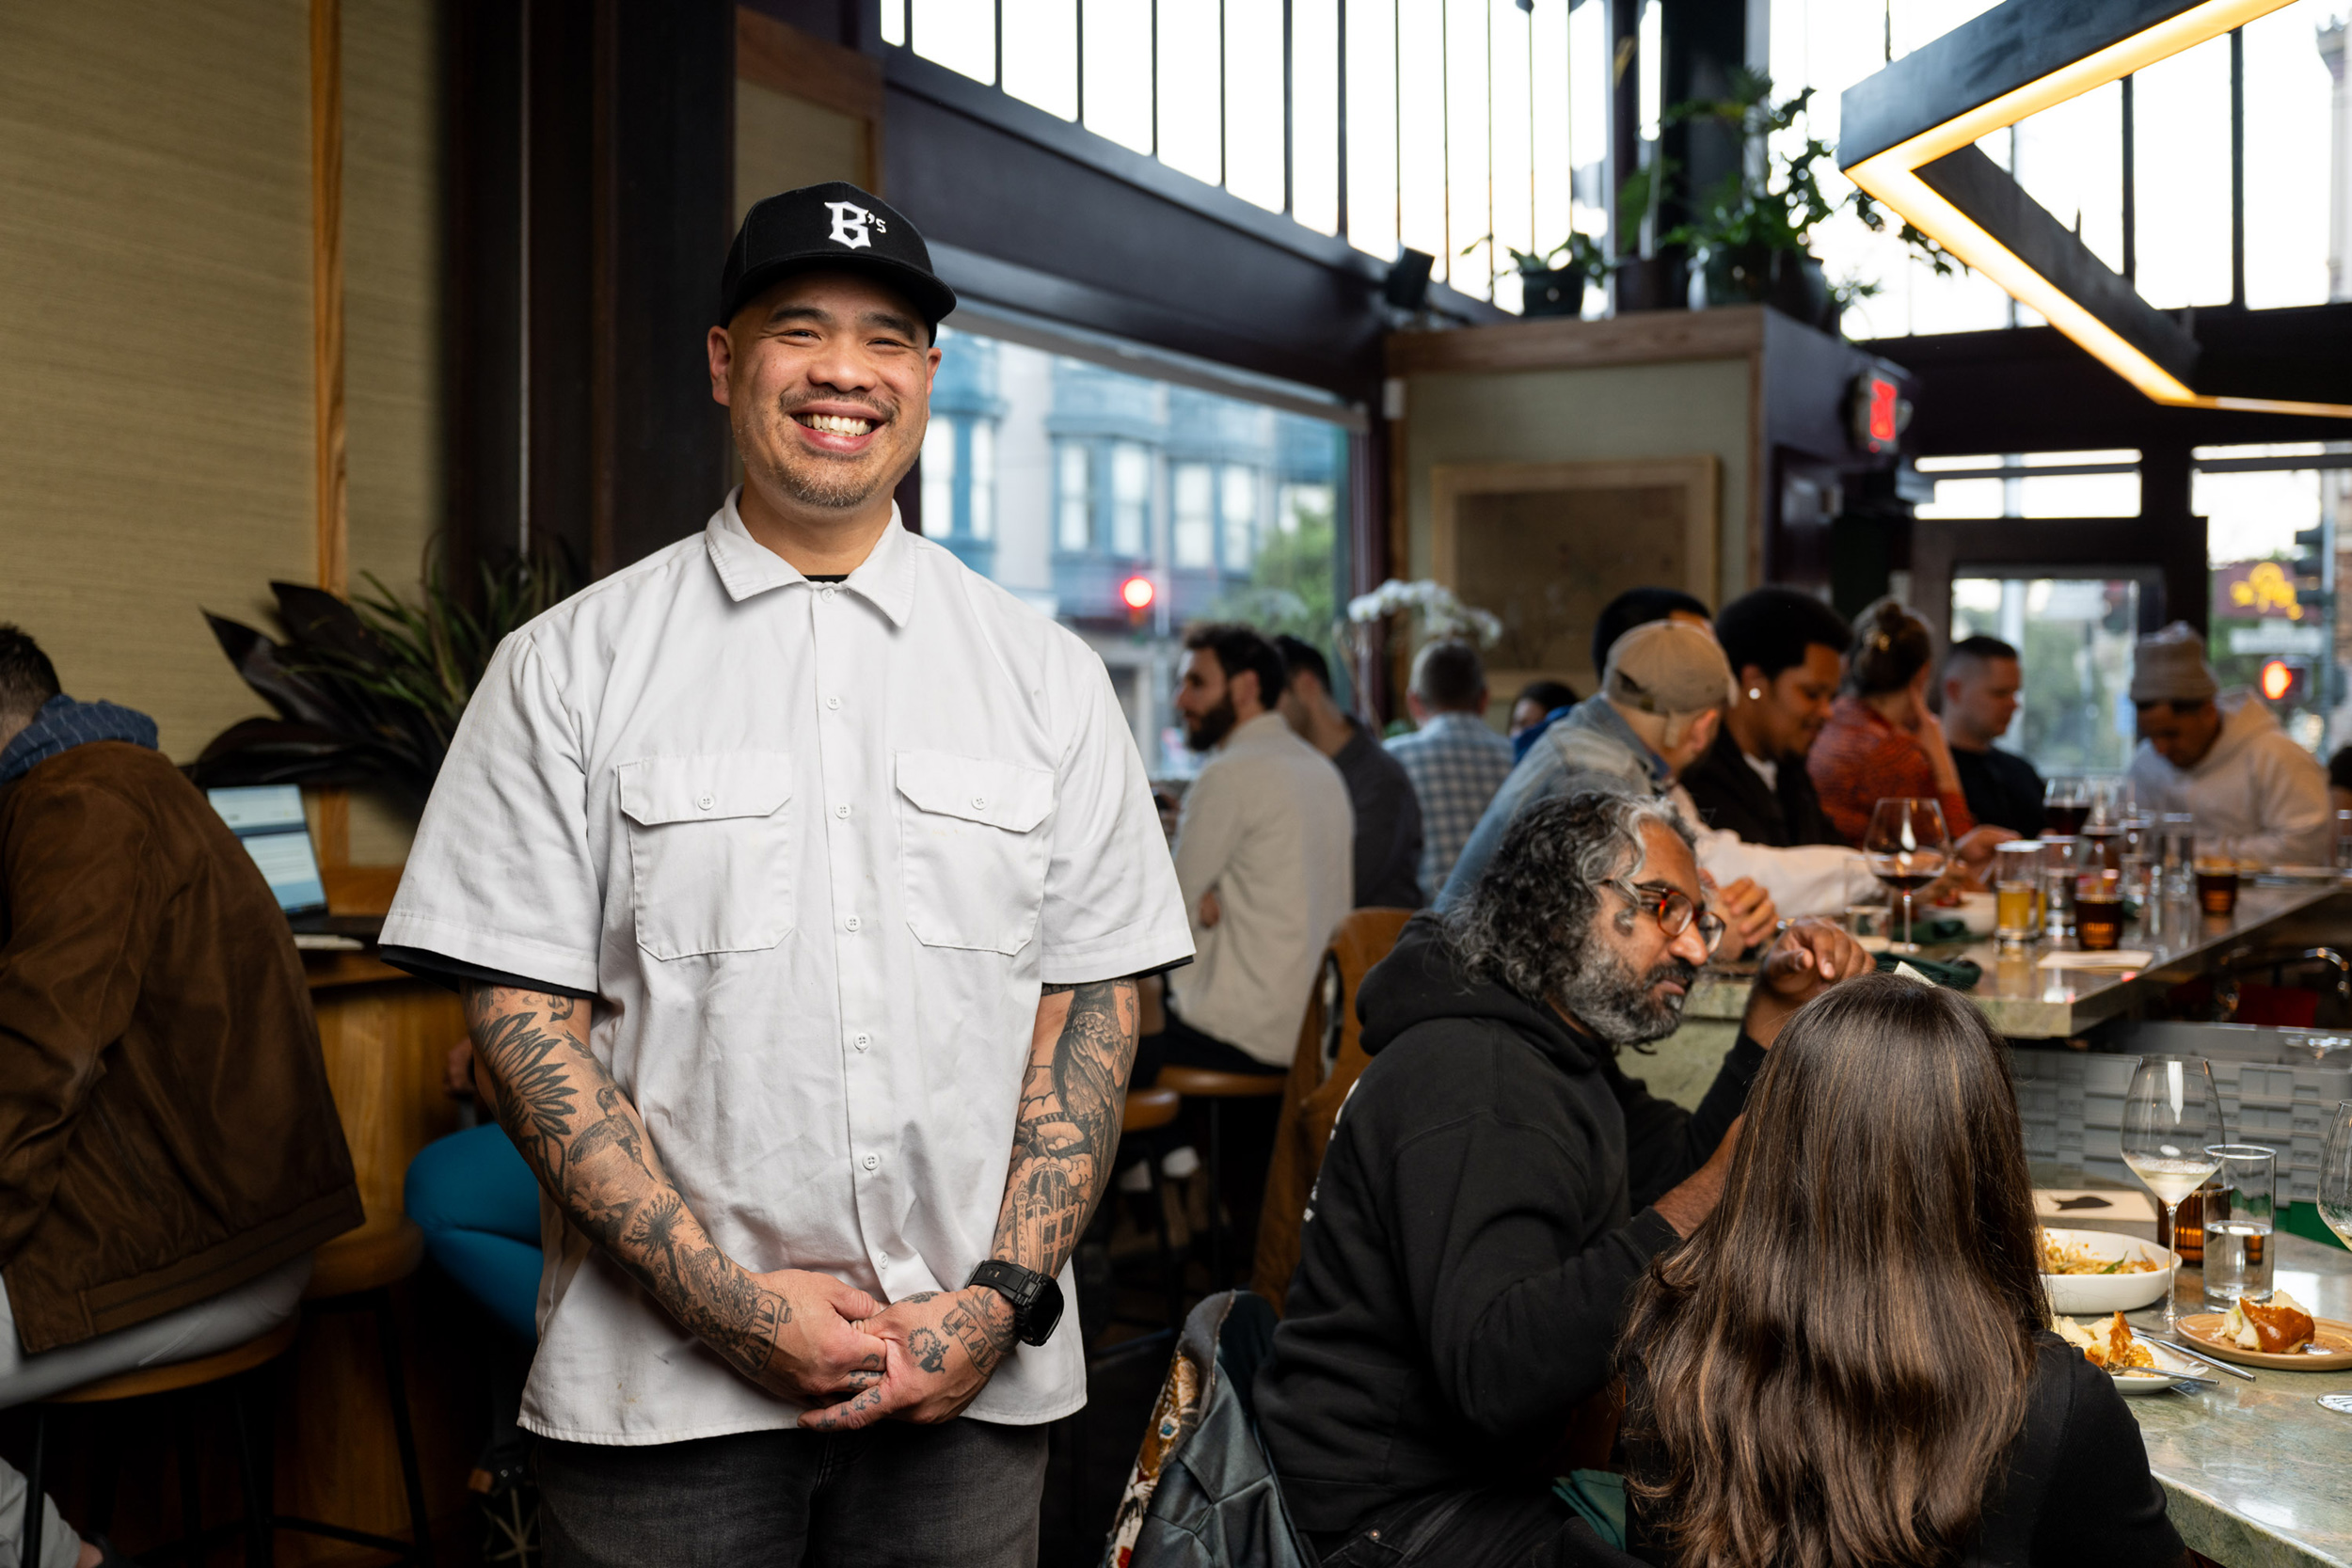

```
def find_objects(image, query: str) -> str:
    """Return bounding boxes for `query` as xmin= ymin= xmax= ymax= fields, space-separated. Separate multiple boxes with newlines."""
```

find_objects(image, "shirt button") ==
xmin=853 ymin=1033 xmax=871 ymax=1051
xmin=844 ymin=914 xmax=861 ymax=932
xmin=972 ymin=795 xmax=989 ymax=811
xmin=697 ymin=793 xmax=714 ymax=811
xmin=825 ymin=695 xmax=842 ymax=711
xmin=862 ymin=1153 xmax=881 ymax=1171
xmin=834 ymin=804 xmax=851 ymax=819
xmin=820 ymin=586 xmax=837 ymax=602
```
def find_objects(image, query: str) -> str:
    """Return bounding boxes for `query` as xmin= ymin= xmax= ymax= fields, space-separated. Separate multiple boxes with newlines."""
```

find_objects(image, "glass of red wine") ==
xmin=2044 ymin=775 xmax=2091 ymax=839
xmin=1865 ymin=798 xmax=1952 ymax=955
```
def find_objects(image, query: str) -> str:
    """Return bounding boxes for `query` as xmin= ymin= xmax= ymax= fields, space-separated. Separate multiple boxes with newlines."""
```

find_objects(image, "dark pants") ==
xmin=1136 ymin=1005 xmax=1286 ymax=1287
xmin=533 ymin=1417 xmax=1050 ymax=1568
xmin=1311 ymin=1484 xmax=1619 ymax=1567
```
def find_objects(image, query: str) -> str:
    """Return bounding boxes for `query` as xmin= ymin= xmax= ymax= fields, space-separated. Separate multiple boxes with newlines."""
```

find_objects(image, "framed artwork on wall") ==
xmin=1430 ymin=456 xmax=1720 ymax=699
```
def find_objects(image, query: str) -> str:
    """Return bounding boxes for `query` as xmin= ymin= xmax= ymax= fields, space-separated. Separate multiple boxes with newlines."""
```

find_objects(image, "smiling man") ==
xmin=381 ymin=182 xmax=1193 ymax=1563
xmin=1257 ymin=787 xmax=1869 ymax=1567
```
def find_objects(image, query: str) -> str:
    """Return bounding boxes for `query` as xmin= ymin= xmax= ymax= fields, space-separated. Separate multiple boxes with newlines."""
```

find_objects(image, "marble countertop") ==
xmin=1684 ymin=881 xmax=2349 ymax=1038
xmin=2039 ymin=1171 xmax=2352 ymax=1568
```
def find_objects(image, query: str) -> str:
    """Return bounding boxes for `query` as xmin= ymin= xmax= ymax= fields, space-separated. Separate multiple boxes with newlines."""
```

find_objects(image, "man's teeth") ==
xmin=803 ymin=413 xmax=876 ymax=435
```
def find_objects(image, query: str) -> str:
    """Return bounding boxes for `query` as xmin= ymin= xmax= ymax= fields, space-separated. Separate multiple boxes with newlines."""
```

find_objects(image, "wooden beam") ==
xmin=1384 ymin=307 xmax=1766 ymax=376
xmin=736 ymin=8 xmax=882 ymax=125
xmin=310 ymin=0 xmax=347 ymax=598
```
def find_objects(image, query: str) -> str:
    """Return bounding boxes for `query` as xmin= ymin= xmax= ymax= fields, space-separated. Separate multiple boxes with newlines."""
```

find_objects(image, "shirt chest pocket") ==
xmin=616 ymin=752 xmax=794 ymax=960
xmin=894 ymin=749 xmax=1054 ymax=955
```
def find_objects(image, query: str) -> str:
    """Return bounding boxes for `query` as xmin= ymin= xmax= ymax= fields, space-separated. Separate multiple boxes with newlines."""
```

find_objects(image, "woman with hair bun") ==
xmin=1804 ymin=598 xmax=1978 ymax=847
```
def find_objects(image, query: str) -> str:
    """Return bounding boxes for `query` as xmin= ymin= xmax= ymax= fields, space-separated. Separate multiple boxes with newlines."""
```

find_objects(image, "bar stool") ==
xmin=22 ymin=1315 xmax=299 ymax=1568
xmin=1152 ymin=1067 xmax=1287 ymax=1288
xmin=1119 ymin=1085 xmax=1184 ymax=1333
xmin=277 ymin=1214 xmax=433 ymax=1564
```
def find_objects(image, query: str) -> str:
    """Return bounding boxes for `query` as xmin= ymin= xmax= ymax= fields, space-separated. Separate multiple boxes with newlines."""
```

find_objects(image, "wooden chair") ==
xmin=1152 ymin=1067 xmax=1287 ymax=1288
xmin=1120 ymin=1085 xmax=1184 ymax=1334
xmin=276 ymin=1214 xmax=433 ymax=1563
xmin=22 ymin=1316 xmax=301 ymax=1568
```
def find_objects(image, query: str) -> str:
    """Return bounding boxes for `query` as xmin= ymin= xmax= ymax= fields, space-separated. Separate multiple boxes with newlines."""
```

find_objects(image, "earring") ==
xmin=1747 ymin=688 xmax=1762 ymax=700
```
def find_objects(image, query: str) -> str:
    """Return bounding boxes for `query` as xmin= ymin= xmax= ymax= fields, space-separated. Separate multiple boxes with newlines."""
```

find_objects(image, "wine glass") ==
xmin=1864 ymin=798 xmax=1950 ymax=955
xmin=2044 ymin=775 xmax=2091 ymax=839
xmin=2318 ymin=1101 xmax=2352 ymax=1250
xmin=2122 ymin=1055 xmax=2226 ymax=1330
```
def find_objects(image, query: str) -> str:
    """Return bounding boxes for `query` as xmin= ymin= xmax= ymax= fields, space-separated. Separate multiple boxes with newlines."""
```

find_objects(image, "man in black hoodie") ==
xmin=1257 ymin=784 xmax=1868 ymax=1565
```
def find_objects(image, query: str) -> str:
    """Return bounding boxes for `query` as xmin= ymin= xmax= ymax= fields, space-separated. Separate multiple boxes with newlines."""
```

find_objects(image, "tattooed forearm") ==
xmin=988 ymin=978 xmax=1140 ymax=1281
xmin=461 ymin=983 xmax=789 ymax=1382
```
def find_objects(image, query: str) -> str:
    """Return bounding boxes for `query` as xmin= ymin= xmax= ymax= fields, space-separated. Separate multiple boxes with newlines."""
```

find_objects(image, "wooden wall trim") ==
xmin=310 ymin=0 xmax=348 ymax=598
xmin=736 ymin=8 xmax=882 ymax=125
xmin=1385 ymin=306 xmax=1765 ymax=377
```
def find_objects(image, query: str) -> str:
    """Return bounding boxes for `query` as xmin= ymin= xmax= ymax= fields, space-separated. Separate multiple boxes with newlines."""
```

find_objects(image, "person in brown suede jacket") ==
xmin=0 ymin=626 xmax=361 ymax=1567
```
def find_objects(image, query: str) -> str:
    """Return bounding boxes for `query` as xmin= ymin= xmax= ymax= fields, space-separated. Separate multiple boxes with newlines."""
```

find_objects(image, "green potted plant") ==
xmin=1629 ymin=70 xmax=1959 ymax=330
xmin=1463 ymin=231 xmax=1620 ymax=317
xmin=192 ymin=548 xmax=575 ymax=812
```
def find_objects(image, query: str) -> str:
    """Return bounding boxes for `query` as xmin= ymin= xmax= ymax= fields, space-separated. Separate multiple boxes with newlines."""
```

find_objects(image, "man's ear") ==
xmin=1739 ymin=665 xmax=1771 ymax=699
xmin=707 ymin=325 xmax=737 ymax=407
xmin=1230 ymin=669 xmax=1260 ymax=713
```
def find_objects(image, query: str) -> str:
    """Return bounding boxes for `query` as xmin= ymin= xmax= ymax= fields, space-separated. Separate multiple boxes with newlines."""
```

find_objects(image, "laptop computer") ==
xmin=207 ymin=784 xmax=383 ymax=940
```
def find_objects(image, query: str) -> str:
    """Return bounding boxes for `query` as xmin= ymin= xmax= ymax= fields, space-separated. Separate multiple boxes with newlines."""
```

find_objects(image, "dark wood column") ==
xmin=447 ymin=0 xmax=735 ymax=584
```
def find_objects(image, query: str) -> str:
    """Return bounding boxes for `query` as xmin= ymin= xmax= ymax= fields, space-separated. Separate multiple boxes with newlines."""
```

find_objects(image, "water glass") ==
xmin=1843 ymin=904 xmax=1887 ymax=942
xmin=2159 ymin=813 xmax=2197 ymax=897
xmin=2041 ymin=837 xmax=2080 ymax=938
xmin=2119 ymin=852 xmax=2154 ymax=910
xmin=2201 ymin=1145 xmax=2277 ymax=1306
xmin=2076 ymin=870 xmax=2124 ymax=951
xmin=2336 ymin=810 xmax=2352 ymax=872
xmin=2319 ymin=1102 xmax=2352 ymax=1251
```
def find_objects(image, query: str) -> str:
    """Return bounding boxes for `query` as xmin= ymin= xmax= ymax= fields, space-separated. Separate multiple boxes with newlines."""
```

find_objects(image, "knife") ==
xmin=2143 ymin=1337 xmax=2258 ymax=1382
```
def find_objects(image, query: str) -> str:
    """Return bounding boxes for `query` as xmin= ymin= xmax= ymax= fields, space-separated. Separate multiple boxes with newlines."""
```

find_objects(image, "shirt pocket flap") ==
xmin=894 ymin=750 xmax=1055 ymax=832
xmin=615 ymin=752 xmax=792 ymax=827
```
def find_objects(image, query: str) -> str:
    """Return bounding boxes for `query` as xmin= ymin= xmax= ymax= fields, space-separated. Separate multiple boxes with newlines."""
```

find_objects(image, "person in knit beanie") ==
xmin=2125 ymin=621 xmax=2331 ymax=865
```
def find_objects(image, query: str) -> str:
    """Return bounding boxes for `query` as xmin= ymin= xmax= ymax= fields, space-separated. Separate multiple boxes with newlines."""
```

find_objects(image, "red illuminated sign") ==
xmin=1848 ymin=371 xmax=1910 ymax=455
xmin=1120 ymin=575 xmax=1155 ymax=611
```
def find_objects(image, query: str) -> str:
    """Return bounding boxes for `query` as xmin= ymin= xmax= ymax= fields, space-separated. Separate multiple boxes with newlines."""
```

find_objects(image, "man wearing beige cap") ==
xmin=2126 ymin=621 xmax=2331 ymax=866
xmin=1443 ymin=622 xmax=1792 ymax=943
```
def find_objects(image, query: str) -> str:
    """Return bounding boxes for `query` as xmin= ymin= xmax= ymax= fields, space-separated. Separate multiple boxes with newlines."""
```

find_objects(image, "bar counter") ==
xmin=2049 ymin=1175 xmax=2352 ymax=1568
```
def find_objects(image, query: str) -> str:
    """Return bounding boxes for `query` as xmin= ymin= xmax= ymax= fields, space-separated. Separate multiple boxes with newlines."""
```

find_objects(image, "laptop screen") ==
xmin=208 ymin=784 xmax=328 ymax=916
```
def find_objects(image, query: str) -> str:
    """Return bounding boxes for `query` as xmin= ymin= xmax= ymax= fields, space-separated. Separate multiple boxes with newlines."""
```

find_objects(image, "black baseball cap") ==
xmin=717 ymin=182 xmax=958 ymax=332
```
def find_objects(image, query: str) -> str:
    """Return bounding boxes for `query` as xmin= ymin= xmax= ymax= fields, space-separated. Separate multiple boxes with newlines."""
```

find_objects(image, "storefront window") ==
xmin=1220 ymin=464 xmax=1257 ymax=570
xmin=922 ymin=419 xmax=957 ymax=536
xmin=1057 ymin=442 xmax=1091 ymax=552
xmin=1951 ymin=577 xmax=2142 ymax=774
xmin=1111 ymin=441 xmax=1151 ymax=558
xmin=1173 ymin=463 xmax=1216 ymax=569
xmin=967 ymin=421 xmax=996 ymax=541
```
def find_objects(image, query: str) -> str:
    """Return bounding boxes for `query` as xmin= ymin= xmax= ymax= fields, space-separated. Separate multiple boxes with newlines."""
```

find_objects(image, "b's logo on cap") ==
xmin=825 ymin=200 xmax=885 ymax=250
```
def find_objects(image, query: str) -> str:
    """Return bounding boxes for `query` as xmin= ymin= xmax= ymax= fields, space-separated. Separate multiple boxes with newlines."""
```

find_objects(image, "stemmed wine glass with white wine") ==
xmin=2122 ymin=1055 xmax=2225 ymax=1331
xmin=2318 ymin=1101 xmax=2352 ymax=1251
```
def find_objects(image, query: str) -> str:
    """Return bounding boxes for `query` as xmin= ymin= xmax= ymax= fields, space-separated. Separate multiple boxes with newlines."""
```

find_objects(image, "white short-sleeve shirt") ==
xmin=383 ymin=494 xmax=1193 ymax=1444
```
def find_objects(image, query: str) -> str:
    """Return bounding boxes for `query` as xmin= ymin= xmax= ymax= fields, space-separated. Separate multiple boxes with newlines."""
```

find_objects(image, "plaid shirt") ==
xmin=1386 ymin=712 xmax=1517 ymax=898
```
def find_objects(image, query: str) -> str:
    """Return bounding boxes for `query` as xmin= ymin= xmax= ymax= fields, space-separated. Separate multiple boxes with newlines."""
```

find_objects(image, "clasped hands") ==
xmin=750 ymin=1266 xmax=1016 ymax=1433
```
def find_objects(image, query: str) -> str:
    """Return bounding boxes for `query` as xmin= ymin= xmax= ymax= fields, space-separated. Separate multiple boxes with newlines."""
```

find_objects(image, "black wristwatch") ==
xmin=966 ymin=1260 xmax=1064 ymax=1347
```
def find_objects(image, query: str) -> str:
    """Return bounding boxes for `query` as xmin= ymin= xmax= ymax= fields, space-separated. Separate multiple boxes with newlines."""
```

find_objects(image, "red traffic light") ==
xmin=1120 ymin=575 xmax=1155 ymax=611
xmin=2260 ymin=658 xmax=2297 ymax=702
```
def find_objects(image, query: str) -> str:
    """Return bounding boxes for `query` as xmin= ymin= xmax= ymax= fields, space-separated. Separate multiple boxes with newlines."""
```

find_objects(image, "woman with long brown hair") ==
xmin=1618 ymin=974 xmax=2186 ymax=1568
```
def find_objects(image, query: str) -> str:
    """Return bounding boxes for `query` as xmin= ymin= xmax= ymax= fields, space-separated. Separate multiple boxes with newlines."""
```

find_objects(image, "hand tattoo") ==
xmin=908 ymin=1325 xmax=948 ymax=1373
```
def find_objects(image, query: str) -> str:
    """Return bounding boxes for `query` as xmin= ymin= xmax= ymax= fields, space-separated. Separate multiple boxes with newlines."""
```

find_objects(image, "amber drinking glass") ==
xmin=2196 ymin=860 xmax=2241 ymax=916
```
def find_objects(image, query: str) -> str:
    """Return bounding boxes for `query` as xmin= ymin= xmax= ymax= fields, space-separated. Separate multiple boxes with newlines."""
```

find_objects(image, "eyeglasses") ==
xmin=1604 ymin=878 xmax=1726 ymax=947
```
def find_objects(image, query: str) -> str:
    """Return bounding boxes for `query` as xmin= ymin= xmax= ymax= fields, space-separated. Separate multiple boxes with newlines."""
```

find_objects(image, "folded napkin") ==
xmin=1875 ymin=952 xmax=1980 ymax=990
xmin=2037 ymin=950 xmax=2153 ymax=971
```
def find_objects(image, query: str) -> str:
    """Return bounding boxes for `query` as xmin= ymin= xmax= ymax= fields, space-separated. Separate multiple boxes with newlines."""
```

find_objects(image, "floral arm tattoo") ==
xmin=461 ymin=984 xmax=790 ymax=1385
xmin=953 ymin=978 xmax=1140 ymax=1370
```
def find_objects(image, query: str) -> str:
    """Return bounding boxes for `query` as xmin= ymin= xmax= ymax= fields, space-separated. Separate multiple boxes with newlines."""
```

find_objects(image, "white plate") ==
xmin=2042 ymin=1227 xmax=2177 ymax=1315
xmin=2111 ymin=1340 xmax=2206 ymax=1396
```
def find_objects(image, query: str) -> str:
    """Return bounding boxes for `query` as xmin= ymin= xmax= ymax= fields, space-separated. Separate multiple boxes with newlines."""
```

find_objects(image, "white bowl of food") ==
xmin=2040 ymin=1227 xmax=2175 ymax=1315
xmin=1949 ymin=890 xmax=1997 ymax=937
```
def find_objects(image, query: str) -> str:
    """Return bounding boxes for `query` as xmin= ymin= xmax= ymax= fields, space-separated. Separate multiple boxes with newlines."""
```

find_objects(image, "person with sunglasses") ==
xmin=1258 ymin=784 xmax=1870 ymax=1568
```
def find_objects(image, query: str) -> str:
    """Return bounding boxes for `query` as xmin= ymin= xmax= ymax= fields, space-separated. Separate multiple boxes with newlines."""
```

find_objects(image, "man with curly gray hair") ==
xmin=1258 ymin=783 xmax=1870 ymax=1567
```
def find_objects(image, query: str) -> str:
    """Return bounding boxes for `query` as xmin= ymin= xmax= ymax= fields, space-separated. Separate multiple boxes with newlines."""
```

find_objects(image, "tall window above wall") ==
xmin=968 ymin=422 xmax=997 ymax=540
xmin=1172 ymin=462 xmax=1216 ymax=569
xmin=1111 ymin=441 xmax=1152 ymax=558
xmin=1056 ymin=441 xmax=1093 ymax=552
xmin=1220 ymin=464 xmax=1258 ymax=571
xmin=878 ymin=0 xmax=1588 ymax=310
xmin=923 ymin=419 xmax=958 ymax=535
